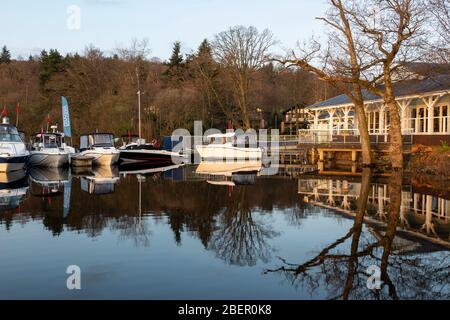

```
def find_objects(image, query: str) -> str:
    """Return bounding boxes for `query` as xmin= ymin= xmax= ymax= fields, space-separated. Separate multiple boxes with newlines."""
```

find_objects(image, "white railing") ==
xmin=298 ymin=129 xmax=414 ymax=145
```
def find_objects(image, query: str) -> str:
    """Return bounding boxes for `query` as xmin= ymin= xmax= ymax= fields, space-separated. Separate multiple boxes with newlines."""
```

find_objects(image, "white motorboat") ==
xmin=78 ymin=133 xmax=120 ymax=166
xmin=0 ymin=117 xmax=29 ymax=172
xmin=196 ymin=132 xmax=262 ymax=160
xmin=28 ymin=130 xmax=72 ymax=168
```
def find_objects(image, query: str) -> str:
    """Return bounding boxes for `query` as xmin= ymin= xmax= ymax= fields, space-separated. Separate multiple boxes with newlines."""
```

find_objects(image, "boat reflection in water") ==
xmin=79 ymin=166 xmax=120 ymax=195
xmin=119 ymin=162 xmax=184 ymax=177
xmin=28 ymin=167 xmax=70 ymax=190
xmin=0 ymin=169 xmax=28 ymax=211
xmin=28 ymin=167 xmax=72 ymax=218
xmin=196 ymin=160 xmax=262 ymax=187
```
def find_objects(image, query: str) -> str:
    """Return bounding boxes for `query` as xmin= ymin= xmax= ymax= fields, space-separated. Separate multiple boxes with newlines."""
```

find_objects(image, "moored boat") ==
xmin=28 ymin=131 xmax=71 ymax=168
xmin=196 ymin=132 xmax=262 ymax=160
xmin=119 ymin=134 xmax=186 ymax=165
xmin=70 ymin=154 xmax=94 ymax=167
xmin=78 ymin=133 xmax=120 ymax=166
xmin=0 ymin=117 xmax=29 ymax=172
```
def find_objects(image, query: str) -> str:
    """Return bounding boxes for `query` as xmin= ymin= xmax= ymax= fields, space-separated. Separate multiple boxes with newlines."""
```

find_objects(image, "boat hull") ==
xmin=71 ymin=155 xmax=93 ymax=167
xmin=28 ymin=153 xmax=70 ymax=168
xmin=119 ymin=149 xmax=185 ymax=165
xmin=196 ymin=145 xmax=262 ymax=160
xmin=80 ymin=150 xmax=120 ymax=166
xmin=0 ymin=156 xmax=28 ymax=173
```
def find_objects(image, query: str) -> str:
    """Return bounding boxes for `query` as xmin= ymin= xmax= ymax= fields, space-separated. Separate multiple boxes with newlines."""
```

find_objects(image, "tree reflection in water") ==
xmin=265 ymin=169 xmax=450 ymax=300
xmin=109 ymin=217 xmax=152 ymax=247
xmin=208 ymin=186 xmax=279 ymax=266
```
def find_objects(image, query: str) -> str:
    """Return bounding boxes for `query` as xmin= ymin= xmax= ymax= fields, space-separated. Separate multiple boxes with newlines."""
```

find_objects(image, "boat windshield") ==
xmin=121 ymin=135 xmax=140 ymax=145
xmin=33 ymin=134 xmax=62 ymax=148
xmin=0 ymin=125 xmax=23 ymax=143
xmin=81 ymin=134 xmax=114 ymax=149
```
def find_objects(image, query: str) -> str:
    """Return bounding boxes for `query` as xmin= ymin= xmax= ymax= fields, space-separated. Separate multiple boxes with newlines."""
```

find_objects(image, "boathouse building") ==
xmin=295 ymin=63 xmax=450 ymax=145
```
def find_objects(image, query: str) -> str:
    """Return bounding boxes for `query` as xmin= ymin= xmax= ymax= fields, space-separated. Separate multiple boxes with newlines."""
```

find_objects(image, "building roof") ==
xmin=282 ymin=103 xmax=308 ymax=114
xmin=308 ymin=67 xmax=450 ymax=109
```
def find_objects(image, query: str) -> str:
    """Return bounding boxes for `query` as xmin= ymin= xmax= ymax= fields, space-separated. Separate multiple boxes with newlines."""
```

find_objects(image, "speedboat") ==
xmin=78 ymin=133 xmax=120 ymax=166
xmin=196 ymin=132 xmax=262 ymax=160
xmin=0 ymin=117 xmax=29 ymax=172
xmin=118 ymin=134 xmax=186 ymax=165
xmin=28 ymin=130 xmax=71 ymax=168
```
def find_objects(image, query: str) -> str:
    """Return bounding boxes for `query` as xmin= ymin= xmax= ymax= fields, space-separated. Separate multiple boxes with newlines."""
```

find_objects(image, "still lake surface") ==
xmin=0 ymin=164 xmax=449 ymax=300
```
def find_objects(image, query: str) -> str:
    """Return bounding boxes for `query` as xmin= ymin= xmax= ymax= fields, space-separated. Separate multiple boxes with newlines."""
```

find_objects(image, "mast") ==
xmin=136 ymin=66 xmax=142 ymax=144
xmin=137 ymin=90 xmax=141 ymax=142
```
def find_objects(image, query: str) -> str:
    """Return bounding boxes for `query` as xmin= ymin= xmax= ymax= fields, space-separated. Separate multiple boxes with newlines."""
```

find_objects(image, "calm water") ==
xmin=0 ymin=165 xmax=449 ymax=300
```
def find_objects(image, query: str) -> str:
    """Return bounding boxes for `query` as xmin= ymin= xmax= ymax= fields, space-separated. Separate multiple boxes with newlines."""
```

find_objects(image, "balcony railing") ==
xmin=297 ymin=129 xmax=414 ymax=145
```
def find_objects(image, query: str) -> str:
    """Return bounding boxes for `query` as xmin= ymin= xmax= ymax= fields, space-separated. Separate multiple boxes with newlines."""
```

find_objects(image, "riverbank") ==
xmin=407 ymin=144 xmax=450 ymax=178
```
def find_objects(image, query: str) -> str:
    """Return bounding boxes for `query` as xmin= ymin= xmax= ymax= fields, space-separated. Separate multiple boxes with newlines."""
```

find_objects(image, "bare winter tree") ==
xmin=428 ymin=0 xmax=450 ymax=62
xmin=278 ymin=0 xmax=428 ymax=169
xmin=275 ymin=0 xmax=376 ymax=166
xmin=430 ymin=0 xmax=450 ymax=43
xmin=213 ymin=26 xmax=276 ymax=129
xmin=347 ymin=0 xmax=428 ymax=169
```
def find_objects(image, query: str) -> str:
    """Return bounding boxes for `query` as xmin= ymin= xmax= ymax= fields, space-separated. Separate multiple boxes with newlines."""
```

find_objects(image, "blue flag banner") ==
xmin=62 ymin=96 xmax=72 ymax=137
xmin=63 ymin=179 xmax=72 ymax=218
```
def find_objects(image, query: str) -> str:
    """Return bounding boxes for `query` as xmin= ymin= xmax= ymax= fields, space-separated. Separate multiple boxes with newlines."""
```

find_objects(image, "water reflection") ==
xmin=79 ymin=166 xmax=120 ymax=195
xmin=0 ymin=169 xmax=28 ymax=212
xmin=209 ymin=186 xmax=278 ymax=266
xmin=265 ymin=169 xmax=450 ymax=300
xmin=0 ymin=163 xmax=448 ymax=299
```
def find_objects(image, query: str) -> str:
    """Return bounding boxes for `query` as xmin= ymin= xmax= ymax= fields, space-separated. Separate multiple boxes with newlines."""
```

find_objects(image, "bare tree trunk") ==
xmin=353 ymin=88 xmax=373 ymax=166
xmin=237 ymin=75 xmax=251 ymax=129
xmin=383 ymin=68 xmax=404 ymax=169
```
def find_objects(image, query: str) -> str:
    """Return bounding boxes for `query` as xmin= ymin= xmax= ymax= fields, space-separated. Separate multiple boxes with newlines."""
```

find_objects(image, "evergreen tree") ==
xmin=164 ymin=41 xmax=185 ymax=85
xmin=197 ymin=39 xmax=212 ymax=57
xmin=0 ymin=46 xmax=11 ymax=64
xmin=168 ymin=41 xmax=183 ymax=67
xmin=39 ymin=49 xmax=65 ymax=87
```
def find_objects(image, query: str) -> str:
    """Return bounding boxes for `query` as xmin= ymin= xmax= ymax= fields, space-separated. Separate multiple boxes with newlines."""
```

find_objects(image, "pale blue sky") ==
xmin=1 ymin=0 xmax=328 ymax=60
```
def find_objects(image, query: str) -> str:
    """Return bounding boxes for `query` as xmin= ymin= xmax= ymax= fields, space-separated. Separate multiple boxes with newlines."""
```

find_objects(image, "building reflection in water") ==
xmin=297 ymin=174 xmax=450 ymax=242
xmin=265 ymin=170 xmax=450 ymax=300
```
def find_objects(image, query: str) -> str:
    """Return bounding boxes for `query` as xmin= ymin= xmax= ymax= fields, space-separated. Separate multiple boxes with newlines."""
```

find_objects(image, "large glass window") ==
xmin=433 ymin=105 xmax=448 ymax=133
xmin=0 ymin=125 xmax=22 ymax=142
